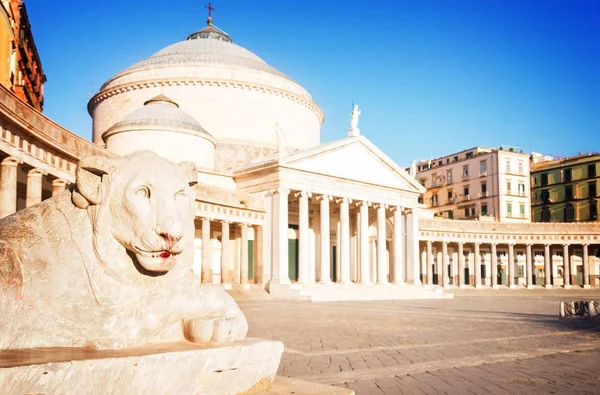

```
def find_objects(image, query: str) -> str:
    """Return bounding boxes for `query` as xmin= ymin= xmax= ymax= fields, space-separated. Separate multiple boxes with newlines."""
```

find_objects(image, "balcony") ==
xmin=478 ymin=191 xmax=489 ymax=198
xmin=462 ymin=174 xmax=470 ymax=181
xmin=479 ymin=171 xmax=488 ymax=177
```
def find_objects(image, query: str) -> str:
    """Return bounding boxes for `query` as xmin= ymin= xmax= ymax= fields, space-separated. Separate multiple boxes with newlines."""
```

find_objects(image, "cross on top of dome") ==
xmin=187 ymin=1 xmax=232 ymax=43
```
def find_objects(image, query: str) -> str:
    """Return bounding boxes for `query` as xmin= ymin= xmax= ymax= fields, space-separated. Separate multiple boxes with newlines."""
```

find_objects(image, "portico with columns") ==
xmin=232 ymin=135 xmax=436 ymax=301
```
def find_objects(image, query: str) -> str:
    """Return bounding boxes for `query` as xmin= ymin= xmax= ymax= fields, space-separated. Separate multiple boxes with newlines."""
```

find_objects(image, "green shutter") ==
xmin=247 ymin=240 xmax=254 ymax=280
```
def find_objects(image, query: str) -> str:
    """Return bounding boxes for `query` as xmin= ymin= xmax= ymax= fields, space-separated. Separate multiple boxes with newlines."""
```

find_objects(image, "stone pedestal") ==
xmin=0 ymin=338 xmax=283 ymax=395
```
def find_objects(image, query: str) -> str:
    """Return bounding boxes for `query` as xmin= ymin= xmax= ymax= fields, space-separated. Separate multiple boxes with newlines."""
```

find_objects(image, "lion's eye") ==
xmin=135 ymin=187 xmax=150 ymax=199
xmin=175 ymin=189 xmax=187 ymax=199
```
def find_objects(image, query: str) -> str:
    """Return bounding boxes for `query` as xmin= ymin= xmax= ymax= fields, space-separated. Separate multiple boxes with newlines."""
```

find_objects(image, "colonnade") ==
xmin=422 ymin=241 xmax=595 ymax=289
xmin=269 ymin=188 xmax=420 ymax=286
xmin=197 ymin=217 xmax=263 ymax=286
xmin=0 ymin=155 xmax=69 ymax=218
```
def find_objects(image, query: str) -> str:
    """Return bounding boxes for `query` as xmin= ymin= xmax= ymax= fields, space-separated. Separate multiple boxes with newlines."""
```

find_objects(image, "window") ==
xmin=506 ymin=181 xmax=512 ymax=194
xmin=518 ymin=183 xmax=525 ymax=196
xmin=565 ymin=185 xmax=573 ymax=201
xmin=542 ymin=206 xmax=550 ymax=222
xmin=447 ymin=190 xmax=453 ymax=199
xmin=506 ymin=160 xmax=511 ymax=172
xmin=520 ymin=203 xmax=525 ymax=218
xmin=564 ymin=203 xmax=575 ymax=222
xmin=591 ymin=200 xmax=598 ymax=219
xmin=432 ymin=194 xmax=439 ymax=206
xmin=564 ymin=168 xmax=572 ymax=183
xmin=438 ymin=160 xmax=443 ymax=166
xmin=447 ymin=210 xmax=454 ymax=219
xmin=419 ymin=178 xmax=426 ymax=186
xmin=454 ymin=156 xmax=458 ymax=162
xmin=466 ymin=152 xmax=474 ymax=159
xmin=518 ymin=161 xmax=524 ymax=175
xmin=481 ymin=204 xmax=488 ymax=216
xmin=471 ymin=207 xmax=476 ymax=216
xmin=589 ymin=182 xmax=597 ymax=198
xmin=431 ymin=173 xmax=438 ymax=187
xmin=464 ymin=186 xmax=469 ymax=197
xmin=462 ymin=165 xmax=469 ymax=176
xmin=541 ymin=173 xmax=548 ymax=186
xmin=541 ymin=189 xmax=550 ymax=203
xmin=507 ymin=202 xmax=512 ymax=217
xmin=481 ymin=182 xmax=487 ymax=194
xmin=589 ymin=164 xmax=596 ymax=178
xmin=447 ymin=170 xmax=453 ymax=184
xmin=480 ymin=161 xmax=487 ymax=176
xmin=418 ymin=196 xmax=423 ymax=204
xmin=464 ymin=208 xmax=470 ymax=217
xmin=446 ymin=158 xmax=450 ymax=164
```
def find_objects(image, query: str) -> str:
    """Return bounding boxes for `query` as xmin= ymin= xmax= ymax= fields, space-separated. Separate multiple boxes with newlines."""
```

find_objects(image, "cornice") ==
xmin=88 ymin=78 xmax=325 ymax=126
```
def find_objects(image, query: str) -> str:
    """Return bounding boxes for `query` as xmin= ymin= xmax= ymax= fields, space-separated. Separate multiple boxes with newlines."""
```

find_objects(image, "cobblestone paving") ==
xmin=238 ymin=289 xmax=600 ymax=394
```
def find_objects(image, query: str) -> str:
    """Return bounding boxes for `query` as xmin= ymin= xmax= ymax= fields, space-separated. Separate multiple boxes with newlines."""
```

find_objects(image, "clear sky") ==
xmin=26 ymin=0 xmax=599 ymax=166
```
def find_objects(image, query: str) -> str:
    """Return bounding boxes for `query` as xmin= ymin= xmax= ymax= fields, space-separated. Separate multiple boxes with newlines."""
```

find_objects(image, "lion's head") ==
xmin=72 ymin=150 xmax=198 ymax=285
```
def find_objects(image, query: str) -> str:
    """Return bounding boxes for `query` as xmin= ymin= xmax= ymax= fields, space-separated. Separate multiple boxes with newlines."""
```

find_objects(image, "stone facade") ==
xmin=531 ymin=153 xmax=599 ymax=222
xmin=414 ymin=146 xmax=531 ymax=222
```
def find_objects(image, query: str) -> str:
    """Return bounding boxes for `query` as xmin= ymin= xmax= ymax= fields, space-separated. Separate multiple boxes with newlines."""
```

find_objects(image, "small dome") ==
xmin=103 ymin=94 xmax=216 ymax=146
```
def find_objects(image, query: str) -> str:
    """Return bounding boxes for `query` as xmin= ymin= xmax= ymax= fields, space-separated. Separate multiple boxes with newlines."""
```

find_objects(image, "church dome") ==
xmin=89 ymin=18 xmax=324 ymax=171
xmin=102 ymin=95 xmax=216 ymax=169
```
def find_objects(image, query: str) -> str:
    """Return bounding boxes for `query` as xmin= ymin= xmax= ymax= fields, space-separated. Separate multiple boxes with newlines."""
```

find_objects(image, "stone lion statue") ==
xmin=0 ymin=150 xmax=248 ymax=350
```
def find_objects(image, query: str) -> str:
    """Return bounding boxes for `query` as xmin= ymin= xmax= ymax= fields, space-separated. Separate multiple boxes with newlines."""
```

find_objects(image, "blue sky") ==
xmin=26 ymin=0 xmax=599 ymax=166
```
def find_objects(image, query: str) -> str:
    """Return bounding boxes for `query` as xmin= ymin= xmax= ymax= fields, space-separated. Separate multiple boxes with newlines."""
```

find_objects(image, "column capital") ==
xmin=1 ymin=156 xmax=19 ymax=167
xmin=238 ymin=222 xmax=249 ymax=228
xmin=271 ymin=187 xmax=290 ymax=196
xmin=373 ymin=203 xmax=389 ymax=210
xmin=389 ymin=205 xmax=404 ymax=212
xmin=315 ymin=194 xmax=332 ymax=202
xmin=336 ymin=197 xmax=352 ymax=204
xmin=474 ymin=241 xmax=481 ymax=246
xmin=356 ymin=200 xmax=371 ymax=207
xmin=458 ymin=241 xmax=465 ymax=246
xmin=563 ymin=243 xmax=570 ymax=248
xmin=253 ymin=224 xmax=263 ymax=230
xmin=294 ymin=191 xmax=312 ymax=199
xmin=51 ymin=178 xmax=67 ymax=187
xmin=220 ymin=220 xmax=231 ymax=225
xmin=582 ymin=243 xmax=589 ymax=247
xmin=27 ymin=168 xmax=45 ymax=177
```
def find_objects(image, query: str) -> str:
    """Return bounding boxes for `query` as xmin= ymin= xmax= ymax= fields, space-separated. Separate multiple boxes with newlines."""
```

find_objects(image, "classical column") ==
xmin=271 ymin=188 xmax=290 ymax=284
xmin=526 ymin=244 xmax=534 ymax=289
xmin=51 ymin=178 xmax=67 ymax=196
xmin=26 ymin=168 xmax=44 ymax=207
xmin=544 ymin=244 xmax=552 ymax=288
xmin=339 ymin=197 xmax=351 ymax=284
xmin=458 ymin=242 xmax=465 ymax=288
xmin=376 ymin=203 xmax=387 ymax=284
xmin=318 ymin=194 xmax=331 ymax=283
xmin=0 ymin=157 xmax=18 ymax=218
xmin=563 ymin=244 xmax=571 ymax=289
xmin=583 ymin=244 xmax=590 ymax=289
xmin=220 ymin=221 xmax=231 ymax=284
xmin=359 ymin=200 xmax=370 ymax=284
xmin=201 ymin=218 xmax=212 ymax=284
xmin=296 ymin=191 xmax=311 ymax=284
xmin=254 ymin=225 xmax=264 ymax=284
xmin=405 ymin=210 xmax=421 ymax=285
xmin=240 ymin=223 xmax=249 ymax=285
xmin=442 ymin=241 xmax=449 ymax=288
xmin=491 ymin=243 xmax=498 ymax=288
xmin=392 ymin=207 xmax=404 ymax=284
xmin=427 ymin=241 xmax=434 ymax=286
xmin=474 ymin=243 xmax=482 ymax=288
xmin=508 ymin=244 xmax=516 ymax=288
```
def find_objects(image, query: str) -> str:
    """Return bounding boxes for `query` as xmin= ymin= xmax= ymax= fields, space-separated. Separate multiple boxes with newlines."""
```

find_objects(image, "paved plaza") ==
xmin=238 ymin=289 xmax=600 ymax=394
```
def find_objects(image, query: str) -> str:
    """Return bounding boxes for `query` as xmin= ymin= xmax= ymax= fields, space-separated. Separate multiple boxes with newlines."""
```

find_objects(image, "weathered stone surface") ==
xmin=0 ymin=150 xmax=248 ymax=349
xmin=251 ymin=376 xmax=355 ymax=395
xmin=0 ymin=338 xmax=283 ymax=395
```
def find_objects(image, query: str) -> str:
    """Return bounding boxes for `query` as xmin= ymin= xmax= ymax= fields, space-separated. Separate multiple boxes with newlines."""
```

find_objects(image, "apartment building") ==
xmin=412 ymin=146 xmax=531 ymax=222
xmin=531 ymin=153 xmax=599 ymax=222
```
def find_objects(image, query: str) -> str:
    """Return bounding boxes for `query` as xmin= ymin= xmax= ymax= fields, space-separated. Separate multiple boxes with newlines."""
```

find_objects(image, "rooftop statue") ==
xmin=0 ymin=150 xmax=248 ymax=350
xmin=350 ymin=104 xmax=361 ymax=131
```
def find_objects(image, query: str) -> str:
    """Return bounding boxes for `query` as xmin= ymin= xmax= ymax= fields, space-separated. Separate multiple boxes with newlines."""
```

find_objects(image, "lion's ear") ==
xmin=178 ymin=161 xmax=198 ymax=187
xmin=72 ymin=155 xmax=120 ymax=209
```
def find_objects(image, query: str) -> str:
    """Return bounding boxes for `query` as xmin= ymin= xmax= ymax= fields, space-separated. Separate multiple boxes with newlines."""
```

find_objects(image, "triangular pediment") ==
xmin=282 ymin=137 xmax=425 ymax=193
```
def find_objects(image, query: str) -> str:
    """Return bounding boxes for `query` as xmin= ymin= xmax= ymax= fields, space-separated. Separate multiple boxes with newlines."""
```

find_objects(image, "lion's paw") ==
xmin=183 ymin=315 xmax=248 ymax=344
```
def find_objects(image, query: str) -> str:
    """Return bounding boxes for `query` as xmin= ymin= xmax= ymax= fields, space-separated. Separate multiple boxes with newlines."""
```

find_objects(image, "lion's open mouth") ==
xmin=134 ymin=247 xmax=181 ymax=260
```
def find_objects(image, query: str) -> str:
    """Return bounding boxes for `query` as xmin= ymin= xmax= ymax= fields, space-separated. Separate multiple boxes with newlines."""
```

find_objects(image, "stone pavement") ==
xmin=237 ymin=288 xmax=600 ymax=395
